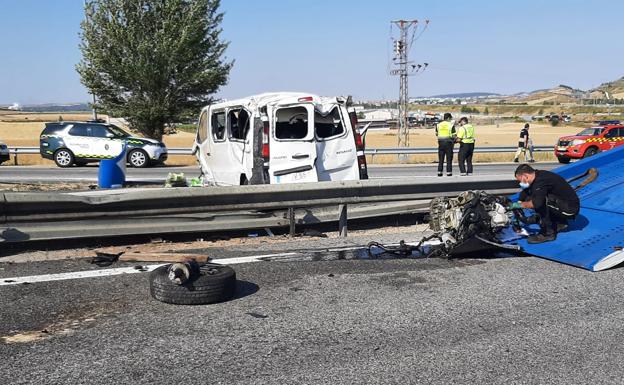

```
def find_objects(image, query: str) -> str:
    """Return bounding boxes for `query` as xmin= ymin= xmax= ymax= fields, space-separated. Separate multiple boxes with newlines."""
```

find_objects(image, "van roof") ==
xmin=205 ymin=92 xmax=343 ymax=110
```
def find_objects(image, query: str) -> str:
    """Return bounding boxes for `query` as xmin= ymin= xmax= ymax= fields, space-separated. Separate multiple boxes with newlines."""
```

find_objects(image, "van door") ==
xmin=269 ymin=104 xmax=318 ymax=184
xmin=314 ymin=105 xmax=359 ymax=181
xmin=207 ymin=109 xmax=236 ymax=185
xmin=226 ymin=107 xmax=253 ymax=185
xmin=195 ymin=109 xmax=216 ymax=183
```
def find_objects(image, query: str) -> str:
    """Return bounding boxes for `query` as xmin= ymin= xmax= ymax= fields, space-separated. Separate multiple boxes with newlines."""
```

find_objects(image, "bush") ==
xmin=550 ymin=119 xmax=559 ymax=127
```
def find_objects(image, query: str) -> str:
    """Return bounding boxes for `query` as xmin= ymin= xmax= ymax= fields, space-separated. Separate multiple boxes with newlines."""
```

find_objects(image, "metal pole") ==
xmin=92 ymin=93 xmax=98 ymax=121
xmin=288 ymin=207 xmax=295 ymax=237
xmin=338 ymin=204 xmax=348 ymax=237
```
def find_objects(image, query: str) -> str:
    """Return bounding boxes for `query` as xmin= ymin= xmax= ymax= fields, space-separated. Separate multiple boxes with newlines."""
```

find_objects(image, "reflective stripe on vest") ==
xmin=460 ymin=124 xmax=475 ymax=143
xmin=437 ymin=121 xmax=453 ymax=138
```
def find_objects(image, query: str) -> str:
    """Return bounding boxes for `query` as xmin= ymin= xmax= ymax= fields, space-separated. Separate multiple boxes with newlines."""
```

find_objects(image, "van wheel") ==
xmin=128 ymin=149 xmax=149 ymax=168
xmin=54 ymin=149 xmax=74 ymax=168
xmin=584 ymin=147 xmax=600 ymax=158
xmin=240 ymin=175 xmax=249 ymax=185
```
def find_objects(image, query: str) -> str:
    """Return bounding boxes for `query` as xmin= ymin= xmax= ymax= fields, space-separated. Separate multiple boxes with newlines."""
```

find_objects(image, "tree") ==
xmin=77 ymin=0 xmax=233 ymax=140
xmin=483 ymin=107 xmax=489 ymax=115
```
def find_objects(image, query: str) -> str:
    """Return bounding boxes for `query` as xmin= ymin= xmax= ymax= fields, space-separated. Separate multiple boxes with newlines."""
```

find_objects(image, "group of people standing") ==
xmin=435 ymin=114 xmax=535 ymax=176
xmin=435 ymin=113 xmax=476 ymax=177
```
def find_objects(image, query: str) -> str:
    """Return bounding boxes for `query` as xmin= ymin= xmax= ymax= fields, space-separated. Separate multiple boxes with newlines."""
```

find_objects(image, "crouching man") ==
xmin=509 ymin=164 xmax=580 ymax=244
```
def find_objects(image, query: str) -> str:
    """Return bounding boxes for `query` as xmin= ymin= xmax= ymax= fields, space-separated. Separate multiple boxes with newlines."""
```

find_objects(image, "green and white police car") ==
xmin=40 ymin=121 xmax=168 ymax=168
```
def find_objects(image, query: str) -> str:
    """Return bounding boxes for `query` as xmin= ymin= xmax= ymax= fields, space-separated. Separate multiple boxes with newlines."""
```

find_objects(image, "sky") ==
xmin=1 ymin=0 xmax=623 ymax=104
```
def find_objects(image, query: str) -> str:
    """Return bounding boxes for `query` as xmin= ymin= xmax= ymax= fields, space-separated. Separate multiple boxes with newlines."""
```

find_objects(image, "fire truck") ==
xmin=554 ymin=124 xmax=624 ymax=163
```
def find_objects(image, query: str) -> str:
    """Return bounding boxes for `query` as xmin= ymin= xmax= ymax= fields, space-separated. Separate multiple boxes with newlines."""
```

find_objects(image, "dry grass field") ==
xmin=0 ymin=112 xmax=581 ymax=166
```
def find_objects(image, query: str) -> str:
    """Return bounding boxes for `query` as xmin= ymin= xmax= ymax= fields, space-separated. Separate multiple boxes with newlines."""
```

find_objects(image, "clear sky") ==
xmin=1 ymin=0 xmax=623 ymax=104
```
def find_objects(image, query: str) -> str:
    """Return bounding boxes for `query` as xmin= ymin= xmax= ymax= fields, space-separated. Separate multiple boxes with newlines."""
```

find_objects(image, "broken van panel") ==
xmin=194 ymin=92 xmax=367 ymax=186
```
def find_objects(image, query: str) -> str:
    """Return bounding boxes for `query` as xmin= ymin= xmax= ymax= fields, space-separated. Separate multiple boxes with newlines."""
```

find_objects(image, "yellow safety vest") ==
xmin=437 ymin=121 xmax=454 ymax=139
xmin=458 ymin=124 xmax=475 ymax=144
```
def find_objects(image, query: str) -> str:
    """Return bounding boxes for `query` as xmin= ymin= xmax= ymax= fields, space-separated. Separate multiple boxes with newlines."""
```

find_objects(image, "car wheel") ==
xmin=584 ymin=147 xmax=600 ymax=158
xmin=128 ymin=149 xmax=149 ymax=168
xmin=54 ymin=149 xmax=74 ymax=168
xmin=557 ymin=157 xmax=571 ymax=164
xmin=149 ymin=263 xmax=237 ymax=305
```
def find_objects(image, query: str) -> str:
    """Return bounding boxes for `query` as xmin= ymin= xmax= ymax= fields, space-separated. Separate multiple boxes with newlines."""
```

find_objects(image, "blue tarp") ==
xmin=503 ymin=145 xmax=624 ymax=271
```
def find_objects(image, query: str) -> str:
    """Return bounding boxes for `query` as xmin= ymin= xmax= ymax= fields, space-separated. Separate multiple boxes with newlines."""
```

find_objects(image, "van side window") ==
xmin=275 ymin=107 xmax=308 ymax=140
xmin=211 ymin=111 xmax=226 ymax=141
xmin=315 ymin=107 xmax=345 ymax=139
xmin=198 ymin=111 xmax=208 ymax=143
xmin=69 ymin=125 xmax=90 ymax=137
xmin=228 ymin=108 xmax=250 ymax=140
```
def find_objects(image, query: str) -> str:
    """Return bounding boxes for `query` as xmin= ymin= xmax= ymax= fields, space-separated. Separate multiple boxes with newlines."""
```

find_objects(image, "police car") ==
xmin=554 ymin=124 xmax=624 ymax=163
xmin=40 ymin=121 xmax=168 ymax=168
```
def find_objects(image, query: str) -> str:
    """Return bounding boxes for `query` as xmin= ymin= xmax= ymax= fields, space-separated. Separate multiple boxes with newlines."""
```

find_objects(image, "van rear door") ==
xmin=269 ymin=104 xmax=318 ymax=184
xmin=314 ymin=105 xmax=359 ymax=181
xmin=194 ymin=109 xmax=216 ymax=183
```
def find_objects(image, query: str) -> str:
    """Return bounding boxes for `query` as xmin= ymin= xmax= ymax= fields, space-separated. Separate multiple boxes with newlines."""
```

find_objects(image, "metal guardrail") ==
xmin=0 ymin=178 xmax=518 ymax=242
xmin=6 ymin=145 xmax=552 ymax=164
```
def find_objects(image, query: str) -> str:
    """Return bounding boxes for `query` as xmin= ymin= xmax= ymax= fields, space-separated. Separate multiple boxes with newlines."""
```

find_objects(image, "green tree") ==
xmin=483 ymin=107 xmax=489 ymax=115
xmin=77 ymin=0 xmax=233 ymax=140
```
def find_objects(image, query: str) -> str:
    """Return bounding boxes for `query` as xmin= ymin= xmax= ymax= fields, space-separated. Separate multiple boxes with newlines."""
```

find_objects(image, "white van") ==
xmin=193 ymin=92 xmax=368 ymax=186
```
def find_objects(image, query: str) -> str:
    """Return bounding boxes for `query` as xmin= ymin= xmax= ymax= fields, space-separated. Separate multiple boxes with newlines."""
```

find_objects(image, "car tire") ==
xmin=149 ymin=263 xmax=236 ymax=305
xmin=557 ymin=157 xmax=571 ymax=164
xmin=584 ymin=147 xmax=600 ymax=158
xmin=128 ymin=149 xmax=149 ymax=168
xmin=54 ymin=149 xmax=75 ymax=168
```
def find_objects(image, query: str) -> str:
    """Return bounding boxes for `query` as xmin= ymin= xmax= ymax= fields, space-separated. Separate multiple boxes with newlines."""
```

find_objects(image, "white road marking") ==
xmin=0 ymin=252 xmax=299 ymax=286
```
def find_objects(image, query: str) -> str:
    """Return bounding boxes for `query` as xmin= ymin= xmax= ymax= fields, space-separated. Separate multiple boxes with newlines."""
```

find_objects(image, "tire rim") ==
xmin=130 ymin=151 xmax=146 ymax=166
xmin=56 ymin=151 xmax=71 ymax=166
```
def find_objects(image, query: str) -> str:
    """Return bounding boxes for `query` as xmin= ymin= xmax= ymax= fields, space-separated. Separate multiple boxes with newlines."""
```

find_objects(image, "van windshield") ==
xmin=275 ymin=107 xmax=308 ymax=140
xmin=577 ymin=127 xmax=604 ymax=136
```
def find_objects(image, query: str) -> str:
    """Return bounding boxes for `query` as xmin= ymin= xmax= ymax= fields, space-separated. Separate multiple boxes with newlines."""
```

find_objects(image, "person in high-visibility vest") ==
xmin=435 ymin=113 xmax=456 ymax=176
xmin=456 ymin=117 xmax=476 ymax=176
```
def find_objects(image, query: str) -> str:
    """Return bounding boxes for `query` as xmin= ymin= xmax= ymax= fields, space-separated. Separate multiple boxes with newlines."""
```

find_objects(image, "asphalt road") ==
xmin=1 ymin=234 xmax=623 ymax=385
xmin=0 ymin=162 xmax=559 ymax=184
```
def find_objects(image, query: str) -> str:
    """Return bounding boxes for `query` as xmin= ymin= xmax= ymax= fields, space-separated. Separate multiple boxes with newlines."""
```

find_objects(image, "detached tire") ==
xmin=150 ymin=263 xmax=236 ymax=305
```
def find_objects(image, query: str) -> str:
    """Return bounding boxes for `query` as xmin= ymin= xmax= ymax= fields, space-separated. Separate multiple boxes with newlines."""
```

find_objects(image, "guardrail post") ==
xmin=288 ymin=207 xmax=295 ymax=237
xmin=338 ymin=204 xmax=348 ymax=237
xmin=13 ymin=150 xmax=18 ymax=166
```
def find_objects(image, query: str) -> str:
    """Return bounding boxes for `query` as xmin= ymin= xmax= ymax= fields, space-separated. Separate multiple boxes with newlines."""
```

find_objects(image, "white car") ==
xmin=0 ymin=141 xmax=9 ymax=164
xmin=193 ymin=92 xmax=368 ymax=186
xmin=40 ymin=121 xmax=168 ymax=168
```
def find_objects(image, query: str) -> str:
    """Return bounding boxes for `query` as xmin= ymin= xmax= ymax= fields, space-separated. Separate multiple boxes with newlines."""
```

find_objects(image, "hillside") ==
xmin=590 ymin=77 xmax=624 ymax=99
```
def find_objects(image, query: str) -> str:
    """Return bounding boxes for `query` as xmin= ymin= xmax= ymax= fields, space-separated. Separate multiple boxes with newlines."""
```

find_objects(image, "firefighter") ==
xmin=513 ymin=123 xmax=532 ymax=162
xmin=456 ymin=117 xmax=475 ymax=176
xmin=508 ymin=164 xmax=580 ymax=244
xmin=436 ymin=113 xmax=456 ymax=176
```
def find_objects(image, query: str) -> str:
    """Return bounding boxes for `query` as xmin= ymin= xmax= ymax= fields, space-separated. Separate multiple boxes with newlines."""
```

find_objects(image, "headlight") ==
xmin=571 ymin=139 xmax=586 ymax=146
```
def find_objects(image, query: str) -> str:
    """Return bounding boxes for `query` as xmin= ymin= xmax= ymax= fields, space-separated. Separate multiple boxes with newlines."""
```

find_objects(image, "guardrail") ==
xmin=6 ymin=145 xmax=553 ymax=164
xmin=0 ymin=178 xmax=518 ymax=242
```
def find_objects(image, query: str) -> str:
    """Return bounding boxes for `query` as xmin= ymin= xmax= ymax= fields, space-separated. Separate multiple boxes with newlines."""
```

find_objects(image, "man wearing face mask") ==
xmin=508 ymin=164 xmax=580 ymax=244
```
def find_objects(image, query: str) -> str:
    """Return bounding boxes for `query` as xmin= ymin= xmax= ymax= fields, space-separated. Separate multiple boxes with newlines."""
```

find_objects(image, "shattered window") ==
xmin=275 ymin=107 xmax=308 ymax=140
xmin=228 ymin=108 xmax=251 ymax=140
xmin=211 ymin=111 xmax=226 ymax=141
xmin=198 ymin=111 xmax=208 ymax=143
xmin=315 ymin=107 xmax=345 ymax=139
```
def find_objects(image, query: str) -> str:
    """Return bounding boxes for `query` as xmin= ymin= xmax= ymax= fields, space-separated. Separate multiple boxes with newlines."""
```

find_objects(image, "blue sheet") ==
xmin=503 ymin=146 xmax=624 ymax=271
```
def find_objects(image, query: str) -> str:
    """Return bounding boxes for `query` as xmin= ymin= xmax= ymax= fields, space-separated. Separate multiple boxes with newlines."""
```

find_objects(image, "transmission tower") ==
xmin=390 ymin=19 xmax=429 ymax=153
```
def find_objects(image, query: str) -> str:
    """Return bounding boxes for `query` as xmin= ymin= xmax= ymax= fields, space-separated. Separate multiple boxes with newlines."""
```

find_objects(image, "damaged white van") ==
xmin=193 ymin=92 xmax=368 ymax=185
